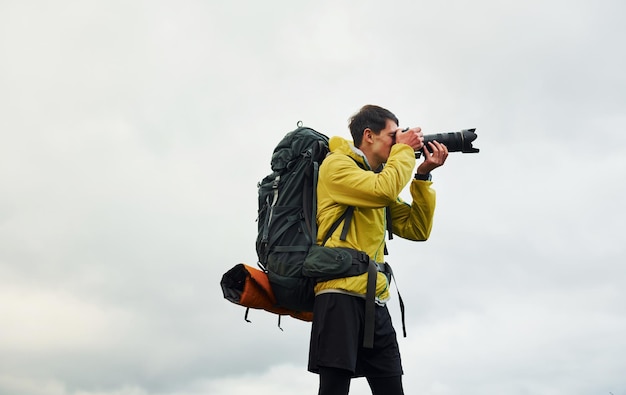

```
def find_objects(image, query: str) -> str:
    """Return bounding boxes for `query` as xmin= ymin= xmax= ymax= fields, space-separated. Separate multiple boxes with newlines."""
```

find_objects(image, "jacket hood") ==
xmin=328 ymin=136 xmax=372 ymax=170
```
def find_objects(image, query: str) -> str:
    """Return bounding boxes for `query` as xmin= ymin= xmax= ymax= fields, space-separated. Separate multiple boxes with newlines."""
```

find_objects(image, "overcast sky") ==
xmin=1 ymin=1 xmax=625 ymax=394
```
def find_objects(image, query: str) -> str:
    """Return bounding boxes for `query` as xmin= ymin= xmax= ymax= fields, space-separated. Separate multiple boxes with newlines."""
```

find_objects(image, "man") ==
xmin=308 ymin=105 xmax=448 ymax=395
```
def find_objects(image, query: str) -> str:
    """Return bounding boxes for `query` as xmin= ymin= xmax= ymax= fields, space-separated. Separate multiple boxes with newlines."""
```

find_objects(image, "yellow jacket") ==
xmin=314 ymin=136 xmax=437 ymax=301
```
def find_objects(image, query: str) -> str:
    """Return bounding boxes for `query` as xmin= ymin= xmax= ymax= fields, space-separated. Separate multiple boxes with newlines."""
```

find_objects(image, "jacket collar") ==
xmin=329 ymin=136 xmax=373 ymax=170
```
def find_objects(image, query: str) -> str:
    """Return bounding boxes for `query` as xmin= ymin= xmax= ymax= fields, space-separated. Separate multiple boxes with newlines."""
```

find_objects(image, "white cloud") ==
xmin=202 ymin=364 xmax=318 ymax=395
xmin=0 ymin=375 xmax=68 ymax=395
xmin=0 ymin=286 xmax=135 ymax=353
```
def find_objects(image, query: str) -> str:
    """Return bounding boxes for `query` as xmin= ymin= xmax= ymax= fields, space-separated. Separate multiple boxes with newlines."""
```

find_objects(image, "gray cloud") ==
xmin=1 ymin=0 xmax=625 ymax=394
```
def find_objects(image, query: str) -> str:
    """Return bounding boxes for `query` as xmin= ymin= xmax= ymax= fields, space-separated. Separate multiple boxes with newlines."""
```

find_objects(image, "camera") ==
xmin=415 ymin=128 xmax=479 ymax=158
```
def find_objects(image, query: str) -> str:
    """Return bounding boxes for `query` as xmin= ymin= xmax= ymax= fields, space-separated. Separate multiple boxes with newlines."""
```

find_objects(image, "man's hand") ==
xmin=395 ymin=127 xmax=424 ymax=151
xmin=416 ymin=140 xmax=449 ymax=175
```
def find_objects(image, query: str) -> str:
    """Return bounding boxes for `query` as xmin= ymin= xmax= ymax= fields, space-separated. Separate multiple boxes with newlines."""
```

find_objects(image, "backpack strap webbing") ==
xmin=386 ymin=206 xmax=393 ymax=240
xmin=362 ymin=259 xmax=378 ymax=348
xmin=302 ymin=161 xmax=319 ymax=244
xmin=380 ymin=262 xmax=406 ymax=338
xmin=383 ymin=206 xmax=393 ymax=255
xmin=363 ymin=260 xmax=408 ymax=348
xmin=321 ymin=206 xmax=355 ymax=246
xmin=311 ymin=161 xmax=320 ymax=239
xmin=339 ymin=206 xmax=354 ymax=241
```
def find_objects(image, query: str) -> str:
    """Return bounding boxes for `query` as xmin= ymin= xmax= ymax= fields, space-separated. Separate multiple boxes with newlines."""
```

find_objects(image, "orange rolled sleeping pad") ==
xmin=221 ymin=263 xmax=313 ymax=322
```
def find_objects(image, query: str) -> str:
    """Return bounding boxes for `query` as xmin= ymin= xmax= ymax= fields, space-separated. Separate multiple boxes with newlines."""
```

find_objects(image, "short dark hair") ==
xmin=349 ymin=105 xmax=399 ymax=148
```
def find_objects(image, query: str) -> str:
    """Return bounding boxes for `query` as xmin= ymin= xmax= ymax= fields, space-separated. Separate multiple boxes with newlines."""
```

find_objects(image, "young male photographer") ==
xmin=308 ymin=105 xmax=448 ymax=395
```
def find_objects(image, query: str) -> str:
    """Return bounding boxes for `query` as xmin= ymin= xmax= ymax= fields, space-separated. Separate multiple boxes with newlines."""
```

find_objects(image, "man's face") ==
xmin=368 ymin=119 xmax=399 ymax=166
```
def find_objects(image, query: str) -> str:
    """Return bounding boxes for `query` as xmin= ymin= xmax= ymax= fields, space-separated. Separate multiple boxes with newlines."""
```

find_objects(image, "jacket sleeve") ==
xmin=389 ymin=179 xmax=436 ymax=241
xmin=319 ymin=144 xmax=416 ymax=208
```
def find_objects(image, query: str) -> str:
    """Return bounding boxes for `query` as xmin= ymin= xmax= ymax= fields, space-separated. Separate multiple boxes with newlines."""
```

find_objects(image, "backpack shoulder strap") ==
xmin=384 ymin=206 xmax=393 ymax=255
xmin=321 ymin=206 xmax=354 ymax=246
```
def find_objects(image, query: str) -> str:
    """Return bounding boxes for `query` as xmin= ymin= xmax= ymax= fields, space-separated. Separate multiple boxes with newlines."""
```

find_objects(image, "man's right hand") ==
xmin=395 ymin=127 xmax=424 ymax=151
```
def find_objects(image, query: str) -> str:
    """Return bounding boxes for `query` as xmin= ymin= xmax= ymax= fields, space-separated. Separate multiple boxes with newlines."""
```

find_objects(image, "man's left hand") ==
xmin=416 ymin=140 xmax=449 ymax=175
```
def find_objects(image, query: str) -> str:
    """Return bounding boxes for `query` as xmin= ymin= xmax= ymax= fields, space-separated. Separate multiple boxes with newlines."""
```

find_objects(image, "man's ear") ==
xmin=362 ymin=128 xmax=373 ymax=144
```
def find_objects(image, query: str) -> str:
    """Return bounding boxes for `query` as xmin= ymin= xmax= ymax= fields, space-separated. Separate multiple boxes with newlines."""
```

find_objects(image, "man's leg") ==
xmin=366 ymin=375 xmax=404 ymax=395
xmin=318 ymin=367 xmax=352 ymax=395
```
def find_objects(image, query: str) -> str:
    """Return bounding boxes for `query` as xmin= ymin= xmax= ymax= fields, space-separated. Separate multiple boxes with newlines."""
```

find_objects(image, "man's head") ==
xmin=349 ymin=105 xmax=399 ymax=148
xmin=349 ymin=105 xmax=400 ymax=169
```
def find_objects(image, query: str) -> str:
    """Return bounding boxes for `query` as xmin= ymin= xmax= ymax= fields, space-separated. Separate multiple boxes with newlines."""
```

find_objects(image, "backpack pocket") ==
xmin=302 ymin=245 xmax=354 ymax=278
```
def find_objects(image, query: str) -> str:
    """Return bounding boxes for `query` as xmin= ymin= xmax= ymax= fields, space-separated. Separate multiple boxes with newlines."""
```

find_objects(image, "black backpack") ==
xmin=239 ymin=124 xmax=405 ymax=348
xmin=256 ymin=124 xmax=329 ymax=313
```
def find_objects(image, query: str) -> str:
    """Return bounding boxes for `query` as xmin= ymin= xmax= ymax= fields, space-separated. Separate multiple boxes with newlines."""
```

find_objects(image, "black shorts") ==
xmin=308 ymin=292 xmax=403 ymax=378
